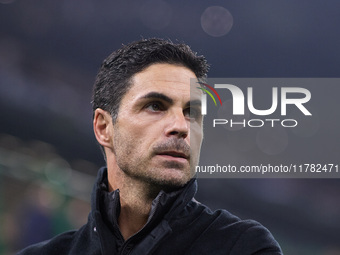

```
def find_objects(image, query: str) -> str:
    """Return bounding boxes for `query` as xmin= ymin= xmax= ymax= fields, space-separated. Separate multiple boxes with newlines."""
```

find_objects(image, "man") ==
xmin=18 ymin=38 xmax=283 ymax=254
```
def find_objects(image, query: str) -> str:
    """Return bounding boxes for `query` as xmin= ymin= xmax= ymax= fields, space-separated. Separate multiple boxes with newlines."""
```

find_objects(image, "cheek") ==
xmin=122 ymin=125 xmax=160 ymax=151
xmin=190 ymin=123 xmax=203 ymax=143
xmin=190 ymin=133 xmax=203 ymax=158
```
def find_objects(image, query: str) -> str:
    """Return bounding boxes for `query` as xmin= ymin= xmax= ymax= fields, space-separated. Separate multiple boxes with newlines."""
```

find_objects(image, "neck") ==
xmin=107 ymin=165 xmax=161 ymax=240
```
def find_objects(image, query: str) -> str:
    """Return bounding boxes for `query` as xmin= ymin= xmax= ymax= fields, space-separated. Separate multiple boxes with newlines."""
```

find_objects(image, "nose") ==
xmin=165 ymin=109 xmax=189 ymax=139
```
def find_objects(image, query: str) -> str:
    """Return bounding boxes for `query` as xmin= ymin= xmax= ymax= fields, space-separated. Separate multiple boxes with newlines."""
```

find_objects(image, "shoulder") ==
xmin=16 ymin=223 xmax=100 ymax=255
xmin=183 ymin=200 xmax=283 ymax=254
xmin=16 ymin=230 xmax=77 ymax=255
xmin=228 ymin=219 xmax=283 ymax=254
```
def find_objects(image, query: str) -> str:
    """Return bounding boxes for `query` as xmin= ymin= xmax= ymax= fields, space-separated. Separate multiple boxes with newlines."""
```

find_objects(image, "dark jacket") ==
xmin=17 ymin=167 xmax=283 ymax=255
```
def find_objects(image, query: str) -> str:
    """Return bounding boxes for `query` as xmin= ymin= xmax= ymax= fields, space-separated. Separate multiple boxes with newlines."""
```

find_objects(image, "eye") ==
xmin=145 ymin=102 xmax=165 ymax=112
xmin=184 ymin=107 xmax=201 ymax=121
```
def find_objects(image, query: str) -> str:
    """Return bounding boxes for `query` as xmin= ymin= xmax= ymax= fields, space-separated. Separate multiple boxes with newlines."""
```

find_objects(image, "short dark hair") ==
xmin=92 ymin=38 xmax=209 ymax=122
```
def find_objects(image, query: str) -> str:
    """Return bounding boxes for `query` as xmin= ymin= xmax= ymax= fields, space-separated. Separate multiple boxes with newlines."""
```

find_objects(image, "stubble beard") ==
xmin=113 ymin=127 xmax=192 ymax=191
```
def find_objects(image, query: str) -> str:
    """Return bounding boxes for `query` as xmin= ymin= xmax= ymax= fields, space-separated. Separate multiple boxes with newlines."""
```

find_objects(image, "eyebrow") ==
xmin=140 ymin=92 xmax=173 ymax=104
xmin=140 ymin=92 xmax=202 ymax=108
xmin=185 ymin=100 xmax=201 ymax=108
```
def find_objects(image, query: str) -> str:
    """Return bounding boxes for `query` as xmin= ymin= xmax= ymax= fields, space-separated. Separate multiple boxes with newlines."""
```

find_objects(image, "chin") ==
xmin=151 ymin=171 xmax=191 ymax=191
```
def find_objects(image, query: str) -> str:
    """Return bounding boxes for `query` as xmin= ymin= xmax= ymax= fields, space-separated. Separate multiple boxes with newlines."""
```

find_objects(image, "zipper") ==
xmin=118 ymin=192 xmax=166 ymax=255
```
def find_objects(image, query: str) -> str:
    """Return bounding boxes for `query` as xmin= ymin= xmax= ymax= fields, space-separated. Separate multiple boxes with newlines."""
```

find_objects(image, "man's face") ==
xmin=111 ymin=63 xmax=203 ymax=189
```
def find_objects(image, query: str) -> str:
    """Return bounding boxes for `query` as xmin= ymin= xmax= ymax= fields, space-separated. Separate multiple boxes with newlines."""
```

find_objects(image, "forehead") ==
xmin=126 ymin=63 xmax=201 ymax=101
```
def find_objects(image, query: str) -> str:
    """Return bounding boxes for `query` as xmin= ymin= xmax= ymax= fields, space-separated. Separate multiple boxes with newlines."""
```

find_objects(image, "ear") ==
xmin=93 ymin=108 xmax=114 ymax=149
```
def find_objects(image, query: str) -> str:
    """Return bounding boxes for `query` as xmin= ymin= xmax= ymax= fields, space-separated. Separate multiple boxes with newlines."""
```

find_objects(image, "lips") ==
xmin=156 ymin=151 xmax=189 ymax=162
xmin=159 ymin=151 xmax=188 ymax=158
xmin=153 ymin=139 xmax=190 ymax=163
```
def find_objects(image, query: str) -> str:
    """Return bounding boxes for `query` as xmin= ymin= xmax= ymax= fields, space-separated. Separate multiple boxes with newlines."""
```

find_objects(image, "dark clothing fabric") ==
xmin=17 ymin=167 xmax=283 ymax=255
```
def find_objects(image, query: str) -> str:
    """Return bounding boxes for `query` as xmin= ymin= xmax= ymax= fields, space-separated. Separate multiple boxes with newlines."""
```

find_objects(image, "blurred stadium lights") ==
xmin=0 ymin=134 xmax=95 ymax=202
xmin=0 ymin=0 xmax=15 ymax=4
xmin=201 ymin=6 xmax=233 ymax=37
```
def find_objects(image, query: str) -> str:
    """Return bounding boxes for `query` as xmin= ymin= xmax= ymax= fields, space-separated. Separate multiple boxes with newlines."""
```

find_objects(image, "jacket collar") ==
xmin=91 ymin=167 xmax=197 ymax=235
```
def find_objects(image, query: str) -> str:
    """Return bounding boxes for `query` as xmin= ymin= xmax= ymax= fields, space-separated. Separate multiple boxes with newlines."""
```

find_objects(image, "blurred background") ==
xmin=1 ymin=0 xmax=340 ymax=254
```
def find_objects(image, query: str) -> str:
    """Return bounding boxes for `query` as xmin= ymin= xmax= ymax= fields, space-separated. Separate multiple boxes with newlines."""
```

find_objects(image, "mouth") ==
xmin=156 ymin=151 xmax=189 ymax=162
